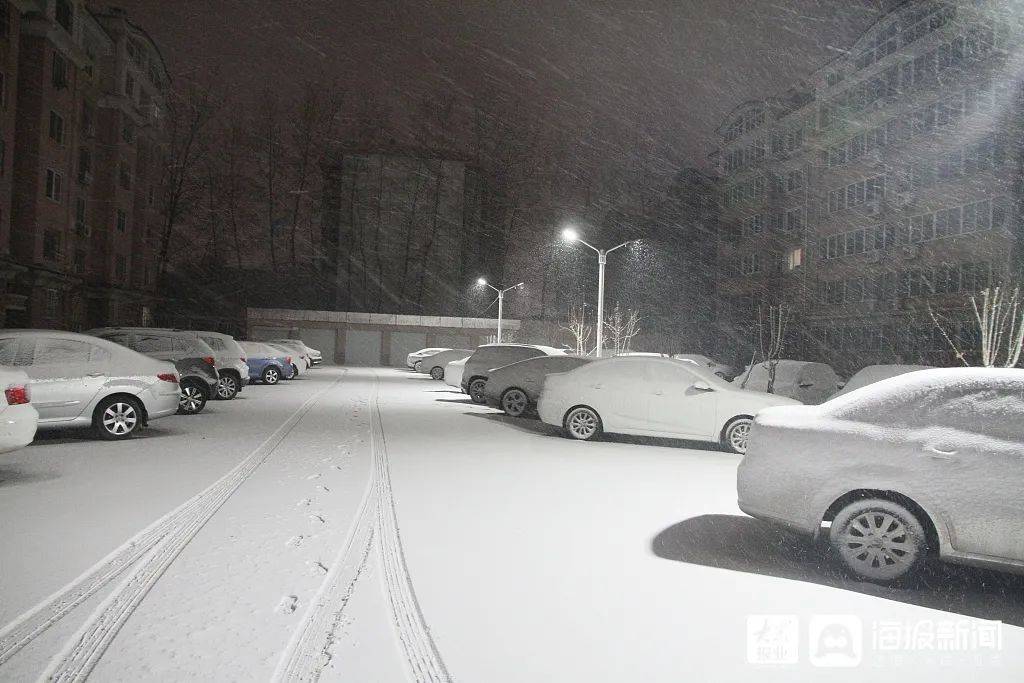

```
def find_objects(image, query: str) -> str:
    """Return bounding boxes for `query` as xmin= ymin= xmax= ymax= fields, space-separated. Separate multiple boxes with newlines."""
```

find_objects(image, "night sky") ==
xmin=118 ymin=0 xmax=888 ymax=174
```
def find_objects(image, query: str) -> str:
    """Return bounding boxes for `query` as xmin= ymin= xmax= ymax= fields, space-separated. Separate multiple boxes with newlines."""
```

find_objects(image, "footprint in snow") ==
xmin=309 ymin=561 xmax=329 ymax=575
xmin=316 ymin=484 xmax=330 ymax=492
xmin=286 ymin=535 xmax=305 ymax=547
xmin=276 ymin=595 xmax=299 ymax=614
xmin=307 ymin=473 xmax=321 ymax=480
xmin=296 ymin=498 xmax=312 ymax=507
xmin=309 ymin=514 xmax=326 ymax=524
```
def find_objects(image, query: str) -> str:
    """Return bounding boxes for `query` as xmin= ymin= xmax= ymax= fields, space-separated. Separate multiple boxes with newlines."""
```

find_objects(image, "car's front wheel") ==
xmin=468 ymin=378 xmax=488 ymax=404
xmin=564 ymin=406 xmax=602 ymax=441
xmin=262 ymin=366 xmax=281 ymax=385
xmin=429 ymin=366 xmax=444 ymax=380
xmin=178 ymin=379 xmax=208 ymax=415
xmin=94 ymin=396 xmax=143 ymax=440
xmin=288 ymin=364 xmax=299 ymax=378
xmin=721 ymin=416 xmax=753 ymax=454
xmin=414 ymin=360 xmax=423 ymax=372
xmin=829 ymin=498 xmax=928 ymax=584
xmin=215 ymin=373 xmax=239 ymax=400
xmin=500 ymin=388 xmax=529 ymax=417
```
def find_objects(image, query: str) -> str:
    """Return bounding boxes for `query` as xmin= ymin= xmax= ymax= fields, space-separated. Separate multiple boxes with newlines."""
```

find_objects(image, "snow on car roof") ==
xmin=830 ymin=364 xmax=933 ymax=399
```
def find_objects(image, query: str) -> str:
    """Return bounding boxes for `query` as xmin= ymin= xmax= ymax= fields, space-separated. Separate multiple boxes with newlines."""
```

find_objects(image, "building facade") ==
xmin=713 ymin=0 xmax=1024 ymax=374
xmin=1 ymin=0 xmax=166 ymax=329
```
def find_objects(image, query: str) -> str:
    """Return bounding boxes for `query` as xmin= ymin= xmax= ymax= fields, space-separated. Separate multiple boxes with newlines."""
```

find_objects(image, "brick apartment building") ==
xmin=0 ymin=0 xmax=167 ymax=330
xmin=712 ymin=0 xmax=1024 ymax=374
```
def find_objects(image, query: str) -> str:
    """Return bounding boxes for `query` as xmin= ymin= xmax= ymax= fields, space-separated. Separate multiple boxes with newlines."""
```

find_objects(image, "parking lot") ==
xmin=2 ymin=367 xmax=1023 ymax=681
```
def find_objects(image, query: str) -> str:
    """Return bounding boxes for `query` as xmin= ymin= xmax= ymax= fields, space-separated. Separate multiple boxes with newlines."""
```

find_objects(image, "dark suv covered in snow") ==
xmin=461 ymin=344 xmax=565 ymax=404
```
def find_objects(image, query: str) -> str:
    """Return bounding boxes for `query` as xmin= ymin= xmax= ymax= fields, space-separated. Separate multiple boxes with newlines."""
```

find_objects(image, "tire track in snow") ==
xmin=0 ymin=372 xmax=346 ymax=676
xmin=275 ymin=370 xmax=450 ymax=683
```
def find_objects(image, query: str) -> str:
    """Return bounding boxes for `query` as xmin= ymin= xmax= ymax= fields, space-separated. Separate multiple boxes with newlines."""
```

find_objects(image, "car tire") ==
xmin=720 ymin=416 xmax=754 ymax=454
xmin=430 ymin=366 xmax=444 ymax=380
xmin=829 ymin=498 xmax=928 ymax=584
xmin=178 ymin=379 xmax=208 ymax=415
xmin=563 ymin=406 xmax=602 ymax=441
xmin=288 ymin=363 xmax=299 ymax=378
xmin=414 ymin=360 xmax=423 ymax=372
xmin=94 ymin=396 xmax=143 ymax=440
xmin=215 ymin=373 xmax=239 ymax=400
xmin=500 ymin=388 xmax=530 ymax=417
xmin=468 ymin=378 xmax=488 ymax=404
xmin=262 ymin=366 xmax=281 ymax=385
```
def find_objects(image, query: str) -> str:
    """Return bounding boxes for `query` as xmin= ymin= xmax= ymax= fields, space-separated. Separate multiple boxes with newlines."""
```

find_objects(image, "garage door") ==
xmin=251 ymin=326 xmax=291 ymax=341
xmin=298 ymin=328 xmax=337 ymax=365
xmin=435 ymin=334 xmax=474 ymax=349
xmin=344 ymin=330 xmax=382 ymax=366
xmin=389 ymin=332 xmax=427 ymax=367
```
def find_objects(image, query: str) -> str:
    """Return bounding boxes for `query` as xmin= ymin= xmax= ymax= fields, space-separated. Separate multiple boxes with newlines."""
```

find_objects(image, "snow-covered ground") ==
xmin=0 ymin=367 xmax=1021 ymax=681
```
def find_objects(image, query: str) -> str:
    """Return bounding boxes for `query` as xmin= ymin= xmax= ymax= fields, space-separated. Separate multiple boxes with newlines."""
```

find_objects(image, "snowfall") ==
xmin=0 ymin=367 xmax=1022 ymax=682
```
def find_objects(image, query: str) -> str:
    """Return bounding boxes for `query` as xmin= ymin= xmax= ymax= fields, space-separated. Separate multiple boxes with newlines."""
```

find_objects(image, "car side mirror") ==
xmin=692 ymin=381 xmax=713 ymax=392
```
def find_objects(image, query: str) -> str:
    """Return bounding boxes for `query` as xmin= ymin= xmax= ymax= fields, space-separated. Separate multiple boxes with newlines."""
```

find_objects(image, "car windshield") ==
xmin=11 ymin=3 xmax=1024 ymax=680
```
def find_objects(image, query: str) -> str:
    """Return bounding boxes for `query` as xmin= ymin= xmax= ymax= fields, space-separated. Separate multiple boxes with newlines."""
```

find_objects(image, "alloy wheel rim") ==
xmin=217 ymin=377 xmax=236 ymax=398
xmin=102 ymin=402 xmax=137 ymax=435
xmin=180 ymin=386 xmax=204 ymax=412
xmin=431 ymin=368 xmax=443 ymax=380
xmin=471 ymin=381 xmax=486 ymax=400
xmin=503 ymin=390 xmax=528 ymax=416
xmin=568 ymin=409 xmax=597 ymax=438
xmin=266 ymin=369 xmax=279 ymax=383
xmin=838 ymin=512 xmax=917 ymax=577
xmin=728 ymin=420 xmax=751 ymax=452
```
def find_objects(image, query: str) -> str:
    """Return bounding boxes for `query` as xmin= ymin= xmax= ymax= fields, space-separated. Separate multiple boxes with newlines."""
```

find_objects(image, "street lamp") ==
xmin=561 ymin=227 xmax=637 ymax=358
xmin=476 ymin=278 xmax=524 ymax=343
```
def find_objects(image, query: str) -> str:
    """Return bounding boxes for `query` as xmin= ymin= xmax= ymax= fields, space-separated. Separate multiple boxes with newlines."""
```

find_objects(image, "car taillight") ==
xmin=240 ymin=357 xmax=247 ymax=363
xmin=286 ymin=356 xmax=292 ymax=364
xmin=203 ymin=356 xmax=215 ymax=365
xmin=5 ymin=385 xmax=29 ymax=405
xmin=157 ymin=373 xmax=178 ymax=383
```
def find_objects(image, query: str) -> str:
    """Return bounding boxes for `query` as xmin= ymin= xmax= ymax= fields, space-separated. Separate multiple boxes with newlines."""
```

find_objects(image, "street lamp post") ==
xmin=476 ymin=278 xmax=524 ymax=343
xmin=561 ymin=227 xmax=636 ymax=358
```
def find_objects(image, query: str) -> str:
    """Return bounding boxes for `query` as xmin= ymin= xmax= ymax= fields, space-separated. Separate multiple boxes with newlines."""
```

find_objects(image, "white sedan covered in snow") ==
xmin=738 ymin=367 xmax=1024 ymax=583
xmin=0 ymin=366 xmax=38 ymax=453
xmin=537 ymin=355 xmax=799 ymax=453
xmin=444 ymin=357 xmax=469 ymax=390
xmin=406 ymin=347 xmax=451 ymax=370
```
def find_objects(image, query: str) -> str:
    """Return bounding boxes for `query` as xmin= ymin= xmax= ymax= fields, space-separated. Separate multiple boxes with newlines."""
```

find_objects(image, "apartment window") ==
xmin=783 ymin=207 xmax=804 ymax=232
xmin=115 ymin=254 xmax=127 ymax=281
xmin=119 ymin=161 xmax=132 ymax=189
xmin=0 ymin=72 xmax=6 ymax=109
xmin=74 ymin=249 xmax=86 ymax=274
xmin=55 ymin=0 xmax=73 ymax=33
xmin=125 ymin=72 xmax=136 ymax=99
xmin=44 ymin=289 xmax=60 ymax=319
xmin=786 ymin=247 xmax=803 ymax=270
xmin=48 ymin=111 xmax=66 ymax=144
xmin=43 ymin=231 xmax=61 ymax=261
xmin=75 ymin=197 xmax=88 ymax=236
xmin=45 ymin=169 xmax=63 ymax=202
xmin=0 ymin=1 xmax=9 ymax=39
xmin=81 ymin=101 xmax=94 ymax=136
xmin=52 ymin=53 xmax=68 ymax=89
xmin=78 ymin=148 xmax=92 ymax=183
xmin=785 ymin=170 xmax=803 ymax=192
xmin=122 ymin=121 xmax=135 ymax=144
xmin=116 ymin=209 xmax=127 ymax=233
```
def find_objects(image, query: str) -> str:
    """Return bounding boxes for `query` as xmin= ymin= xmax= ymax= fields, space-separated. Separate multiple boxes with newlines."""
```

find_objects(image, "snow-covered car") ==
xmin=537 ymin=355 xmax=799 ymax=452
xmin=195 ymin=330 xmax=251 ymax=400
xmin=418 ymin=349 xmax=473 ymax=380
xmin=673 ymin=353 xmax=734 ymax=379
xmin=738 ymin=367 xmax=1024 ymax=584
xmin=406 ymin=347 xmax=451 ymax=370
xmin=828 ymin=364 xmax=932 ymax=400
xmin=444 ymin=357 xmax=469 ymax=389
xmin=0 ymin=366 xmax=38 ymax=453
xmin=483 ymin=354 xmax=592 ymax=417
xmin=265 ymin=342 xmax=308 ymax=376
xmin=462 ymin=344 xmax=566 ymax=403
xmin=732 ymin=359 xmax=841 ymax=405
xmin=87 ymin=328 xmax=219 ymax=415
xmin=0 ymin=330 xmax=180 ymax=440
xmin=239 ymin=342 xmax=296 ymax=384
xmin=269 ymin=338 xmax=323 ymax=366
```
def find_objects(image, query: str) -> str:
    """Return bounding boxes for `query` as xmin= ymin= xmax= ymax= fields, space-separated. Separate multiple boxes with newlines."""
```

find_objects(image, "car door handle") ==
xmin=925 ymin=445 xmax=957 ymax=459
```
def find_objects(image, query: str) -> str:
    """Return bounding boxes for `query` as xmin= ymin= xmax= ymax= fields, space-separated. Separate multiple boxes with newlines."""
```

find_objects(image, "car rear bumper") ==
xmin=0 ymin=403 xmax=38 ymax=453
xmin=141 ymin=385 xmax=182 ymax=422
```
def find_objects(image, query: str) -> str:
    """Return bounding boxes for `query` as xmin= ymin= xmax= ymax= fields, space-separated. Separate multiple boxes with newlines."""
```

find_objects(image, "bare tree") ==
xmin=156 ymin=85 xmax=219 ymax=276
xmin=739 ymin=303 xmax=790 ymax=393
xmin=931 ymin=284 xmax=1024 ymax=367
xmin=560 ymin=302 xmax=592 ymax=356
xmin=604 ymin=302 xmax=642 ymax=354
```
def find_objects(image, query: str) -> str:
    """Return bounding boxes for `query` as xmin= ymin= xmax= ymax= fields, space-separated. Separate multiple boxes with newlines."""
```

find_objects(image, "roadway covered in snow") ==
xmin=1 ymin=367 xmax=1022 ymax=681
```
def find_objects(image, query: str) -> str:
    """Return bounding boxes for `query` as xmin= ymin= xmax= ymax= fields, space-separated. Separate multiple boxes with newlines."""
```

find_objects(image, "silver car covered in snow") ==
xmin=738 ymin=367 xmax=1024 ymax=583
xmin=0 ymin=330 xmax=180 ymax=440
